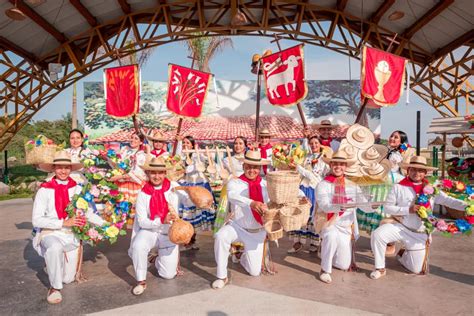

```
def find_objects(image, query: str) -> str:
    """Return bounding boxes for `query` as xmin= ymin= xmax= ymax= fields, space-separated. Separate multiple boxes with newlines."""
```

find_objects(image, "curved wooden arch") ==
xmin=1 ymin=1 xmax=472 ymax=150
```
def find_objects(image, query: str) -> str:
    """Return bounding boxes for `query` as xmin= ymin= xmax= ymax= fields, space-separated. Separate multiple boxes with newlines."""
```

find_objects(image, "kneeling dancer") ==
xmin=33 ymin=151 xmax=105 ymax=304
xmin=212 ymin=150 xmax=270 ymax=289
xmin=129 ymin=157 xmax=180 ymax=295
xmin=370 ymin=156 xmax=467 ymax=279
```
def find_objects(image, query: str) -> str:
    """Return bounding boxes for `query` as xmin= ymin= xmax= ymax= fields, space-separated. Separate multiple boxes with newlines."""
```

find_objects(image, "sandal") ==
xmin=47 ymin=288 xmax=62 ymax=304
xmin=370 ymin=269 xmax=386 ymax=280
xmin=308 ymin=244 xmax=318 ymax=253
xmin=287 ymin=243 xmax=303 ymax=254
xmin=211 ymin=278 xmax=229 ymax=290
xmin=132 ymin=282 xmax=147 ymax=296
xmin=319 ymin=272 xmax=332 ymax=284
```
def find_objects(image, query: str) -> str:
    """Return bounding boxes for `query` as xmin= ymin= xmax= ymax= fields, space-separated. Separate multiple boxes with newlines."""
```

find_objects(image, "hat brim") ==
xmin=400 ymin=163 xmax=438 ymax=171
xmin=146 ymin=135 xmax=168 ymax=142
xmin=358 ymin=144 xmax=389 ymax=166
xmin=361 ymin=160 xmax=391 ymax=180
xmin=345 ymin=125 xmax=375 ymax=149
xmin=141 ymin=164 xmax=170 ymax=171
xmin=322 ymin=156 xmax=357 ymax=166
xmin=316 ymin=124 xmax=336 ymax=129
xmin=242 ymin=158 xmax=271 ymax=166
xmin=38 ymin=162 xmax=83 ymax=173
xmin=338 ymin=140 xmax=359 ymax=160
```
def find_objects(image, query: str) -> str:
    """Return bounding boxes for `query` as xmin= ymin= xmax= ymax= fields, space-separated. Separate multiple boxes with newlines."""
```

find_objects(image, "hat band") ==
xmin=149 ymin=163 xmax=166 ymax=168
xmin=53 ymin=158 xmax=72 ymax=163
xmin=332 ymin=156 xmax=346 ymax=161
xmin=245 ymin=156 xmax=262 ymax=162
xmin=410 ymin=161 xmax=428 ymax=167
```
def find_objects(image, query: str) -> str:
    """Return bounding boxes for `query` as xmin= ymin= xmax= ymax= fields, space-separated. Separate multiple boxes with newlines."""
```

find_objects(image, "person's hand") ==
xmin=409 ymin=204 xmax=420 ymax=214
xmin=144 ymin=144 xmax=151 ymax=154
xmin=176 ymin=135 xmax=184 ymax=142
xmin=63 ymin=216 xmax=86 ymax=227
xmin=164 ymin=212 xmax=178 ymax=224
xmin=108 ymin=175 xmax=122 ymax=182
xmin=250 ymin=201 xmax=268 ymax=215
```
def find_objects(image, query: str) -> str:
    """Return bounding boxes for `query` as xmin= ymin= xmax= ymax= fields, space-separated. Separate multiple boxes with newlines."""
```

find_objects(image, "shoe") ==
xmin=47 ymin=289 xmax=62 ymax=304
xmin=231 ymin=254 xmax=240 ymax=263
xmin=308 ymin=244 xmax=318 ymax=253
xmin=211 ymin=278 xmax=229 ymax=289
xmin=319 ymin=272 xmax=332 ymax=284
xmin=191 ymin=244 xmax=200 ymax=250
xmin=132 ymin=282 xmax=147 ymax=296
xmin=370 ymin=269 xmax=386 ymax=280
xmin=287 ymin=243 xmax=303 ymax=254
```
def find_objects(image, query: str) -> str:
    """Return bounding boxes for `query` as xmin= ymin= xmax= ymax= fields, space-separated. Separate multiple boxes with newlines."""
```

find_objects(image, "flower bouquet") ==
xmin=165 ymin=155 xmax=185 ymax=181
xmin=436 ymin=178 xmax=473 ymax=219
xmin=24 ymin=135 xmax=64 ymax=165
xmin=272 ymin=142 xmax=307 ymax=170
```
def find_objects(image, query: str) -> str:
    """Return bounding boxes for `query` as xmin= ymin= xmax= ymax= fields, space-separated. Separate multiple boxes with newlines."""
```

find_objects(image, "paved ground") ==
xmin=1 ymin=198 xmax=473 ymax=315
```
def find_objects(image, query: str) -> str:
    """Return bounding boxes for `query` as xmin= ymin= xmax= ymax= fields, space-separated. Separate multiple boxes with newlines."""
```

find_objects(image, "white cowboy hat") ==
xmin=241 ymin=150 xmax=271 ymax=166
xmin=361 ymin=159 xmax=391 ymax=180
xmin=140 ymin=157 xmax=170 ymax=171
xmin=146 ymin=130 xmax=168 ymax=142
xmin=345 ymin=124 xmax=375 ymax=149
xmin=338 ymin=139 xmax=359 ymax=160
xmin=401 ymin=156 xmax=438 ymax=171
xmin=322 ymin=150 xmax=356 ymax=166
xmin=38 ymin=151 xmax=83 ymax=172
xmin=258 ymin=128 xmax=272 ymax=137
xmin=358 ymin=144 xmax=389 ymax=166
xmin=315 ymin=119 xmax=336 ymax=129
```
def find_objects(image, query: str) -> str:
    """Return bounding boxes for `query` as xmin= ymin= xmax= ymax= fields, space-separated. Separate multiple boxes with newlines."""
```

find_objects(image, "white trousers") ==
xmin=320 ymin=224 xmax=352 ymax=274
xmin=214 ymin=222 xmax=266 ymax=279
xmin=40 ymin=234 xmax=79 ymax=290
xmin=371 ymin=223 xmax=428 ymax=274
xmin=131 ymin=229 xmax=179 ymax=282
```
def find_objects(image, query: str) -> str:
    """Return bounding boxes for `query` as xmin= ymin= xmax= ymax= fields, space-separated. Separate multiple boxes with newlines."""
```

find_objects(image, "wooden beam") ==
xmin=336 ymin=0 xmax=349 ymax=12
xmin=69 ymin=0 xmax=98 ymax=27
xmin=117 ymin=0 xmax=131 ymax=14
xmin=0 ymin=36 xmax=37 ymax=62
xmin=402 ymin=0 xmax=454 ymax=39
xmin=369 ymin=0 xmax=395 ymax=23
xmin=432 ymin=29 xmax=474 ymax=61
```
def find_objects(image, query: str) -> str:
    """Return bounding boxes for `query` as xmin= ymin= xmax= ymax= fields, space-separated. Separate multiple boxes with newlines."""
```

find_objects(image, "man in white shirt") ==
xmin=129 ymin=157 xmax=179 ymax=295
xmin=212 ymin=150 xmax=270 ymax=289
xmin=370 ymin=156 xmax=467 ymax=279
xmin=317 ymin=120 xmax=340 ymax=152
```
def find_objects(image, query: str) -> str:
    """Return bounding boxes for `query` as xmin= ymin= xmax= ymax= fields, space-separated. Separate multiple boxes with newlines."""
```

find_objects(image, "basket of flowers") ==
xmin=272 ymin=142 xmax=307 ymax=170
xmin=25 ymin=135 xmax=61 ymax=165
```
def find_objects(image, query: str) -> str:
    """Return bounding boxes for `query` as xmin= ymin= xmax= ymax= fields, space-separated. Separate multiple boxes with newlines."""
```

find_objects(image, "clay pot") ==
xmin=169 ymin=219 xmax=194 ymax=245
xmin=174 ymin=186 xmax=214 ymax=209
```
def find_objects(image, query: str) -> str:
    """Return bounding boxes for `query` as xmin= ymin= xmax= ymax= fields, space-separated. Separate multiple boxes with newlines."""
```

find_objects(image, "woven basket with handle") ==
xmin=279 ymin=205 xmax=303 ymax=232
xmin=266 ymin=171 xmax=301 ymax=204
xmin=265 ymin=220 xmax=284 ymax=241
xmin=25 ymin=145 xmax=57 ymax=165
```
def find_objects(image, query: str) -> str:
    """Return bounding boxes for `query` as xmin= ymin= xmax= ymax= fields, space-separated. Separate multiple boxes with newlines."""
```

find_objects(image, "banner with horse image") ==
xmin=261 ymin=44 xmax=307 ymax=107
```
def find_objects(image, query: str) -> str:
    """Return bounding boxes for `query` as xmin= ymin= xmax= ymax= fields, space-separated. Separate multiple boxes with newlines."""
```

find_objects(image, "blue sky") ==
xmin=34 ymin=35 xmax=441 ymax=146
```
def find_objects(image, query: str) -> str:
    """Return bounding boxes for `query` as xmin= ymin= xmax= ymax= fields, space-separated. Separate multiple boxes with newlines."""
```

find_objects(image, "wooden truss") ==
xmin=1 ymin=0 xmax=472 ymax=150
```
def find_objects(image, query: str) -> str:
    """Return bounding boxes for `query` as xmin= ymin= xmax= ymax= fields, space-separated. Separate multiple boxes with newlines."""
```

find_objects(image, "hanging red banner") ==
xmin=361 ymin=46 xmax=407 ymax=108
xmin=261 ymin=44 xmax=307 ymax=107
xmin=104 ymin=64 xmax=140 ymax=118
xmin=166 ymin=64 xmax=212 ymax=118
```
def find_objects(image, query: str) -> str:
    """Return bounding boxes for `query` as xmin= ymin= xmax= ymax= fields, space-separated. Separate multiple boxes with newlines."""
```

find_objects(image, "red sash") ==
xmin=324 ymin=174 xmax=349 ymax=220
xmin=399 ymin=177 xmax=430 ymax=208
xmin=259 ymin=143 xmax=272 ymax=174
xmin=40 ymin=177 xmax=77 ymax=220
xmin=142 ymin=179 xmax=171 ymax=223
xmin=319 ymin=137 xmax=332 ymax=147
xmin=239 ymin=174 xmax=264 ymax=225
xmin=151 ymin=149 xmax=167 ymax=157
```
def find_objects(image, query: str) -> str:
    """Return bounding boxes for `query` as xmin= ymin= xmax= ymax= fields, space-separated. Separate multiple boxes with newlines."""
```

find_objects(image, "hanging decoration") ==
xmin=104 ymin=64 xmax=140 ymax=118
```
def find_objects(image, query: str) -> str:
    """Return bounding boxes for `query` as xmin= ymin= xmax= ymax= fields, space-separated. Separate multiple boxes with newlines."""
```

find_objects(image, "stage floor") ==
xmin=1 ymin=198 xmax=473 ymax=315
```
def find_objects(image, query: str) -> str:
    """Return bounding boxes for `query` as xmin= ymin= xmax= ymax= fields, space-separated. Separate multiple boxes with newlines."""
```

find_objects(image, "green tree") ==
xmin=186 ymin=35 xmax=233 ymax=72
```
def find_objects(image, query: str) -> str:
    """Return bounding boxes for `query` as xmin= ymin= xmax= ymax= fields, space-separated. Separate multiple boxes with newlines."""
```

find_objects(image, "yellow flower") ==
xmin=76 ymin=197 xmax=89 ymax=210
xmin=105 ymin=226 xmax=119 ymax=238
xmin=111 ymin=169 xmax=122 ymax=176
xmin=417 ymin=206 xmax=428 ymax=219
xmin=466 ymin=205 xmax=474 ymax=216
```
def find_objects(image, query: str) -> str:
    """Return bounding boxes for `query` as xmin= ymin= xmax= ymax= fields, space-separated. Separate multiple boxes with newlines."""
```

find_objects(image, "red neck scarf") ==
xmin=324 ymin=174 xmax=350 ymax=220
xmin=320 ymin=137 xmax=332 ymax=147
xmin=40 ymin=177 xmax=76 ymax=220
xmin=239 ymin=174 xmax=264 ymax=225
xmin=259 ymin=143 xmax=272 ymax=175
xmin=151 ymin=149 xmax=167 ymax=157
xmin=141 ymin=179 xmax=171 ymax=223
xmin=399 ymin=177 xmax=430 ymax=208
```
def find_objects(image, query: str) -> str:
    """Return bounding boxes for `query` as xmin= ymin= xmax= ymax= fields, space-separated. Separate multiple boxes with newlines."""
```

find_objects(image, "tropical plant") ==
xmin=185 ymin=35 xmax=233 ymax=72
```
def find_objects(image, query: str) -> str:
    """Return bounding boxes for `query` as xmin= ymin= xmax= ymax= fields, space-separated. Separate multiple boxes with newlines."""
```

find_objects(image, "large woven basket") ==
xmin=265 ymin=220 xmax=284 ymax=241
xmin=167 ymin=169 xmax=185 ymax=182
xmin=169 ymin=219 xmax=194 ymax=245
xmin=266 ymin=171 xmax=301 ymax=204
xmin=25 ymin=145 xmax=57 ymax=165
xmin=294 ymin=198 xmax=311 ymax=225
xmin=264 ymin=202 xmax=281 ymax=223
xmin=279 ymin=205 xmax=303 ymax=232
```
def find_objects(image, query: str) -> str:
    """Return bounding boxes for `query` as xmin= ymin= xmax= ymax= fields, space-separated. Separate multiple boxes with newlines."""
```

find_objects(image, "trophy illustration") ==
xmin=374 ymin=60 xmax=391 ymax=102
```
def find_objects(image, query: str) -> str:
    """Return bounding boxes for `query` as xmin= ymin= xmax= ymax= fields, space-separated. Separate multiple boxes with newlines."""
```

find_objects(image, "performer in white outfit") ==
xmin=33 ymin=151 xmax=105 ymax=304
xmin=212 ymin=150 xmax=270 ymax=289
xmin=65 ymin=129 xmax=92 ymax=184
xmin=256 ymin=128 xmax=273 ymax=176
xmin=316 ymin=120 xmax=340 ymax=152
xmin=316 ymin=150 xmax=373 ymax=284
xmin=370 ymin=156 xmax=467 ymax=279
xmin=146 ymin=130 xmax=170 ymax=159
xmin=129 ymin=157 xmax=180 ymax=295
xmin=223 ymin=136 xmax=247 ymax=177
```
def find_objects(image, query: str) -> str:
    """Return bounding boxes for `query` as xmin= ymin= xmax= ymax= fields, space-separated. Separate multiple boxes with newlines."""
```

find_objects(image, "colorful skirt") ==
xmin=288 ymin=185 xmax=319 ymax=244
xmin=117 ymin=180 xmax=144 ymax=228
xmin=178 ymin=181 xmax=216 ymax=231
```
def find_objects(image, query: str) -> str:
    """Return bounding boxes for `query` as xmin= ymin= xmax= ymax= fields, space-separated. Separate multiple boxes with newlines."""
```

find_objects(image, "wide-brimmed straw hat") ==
xmin=361 ymin=159 xmax=391 ymax=180
xmin=140 ymin=157 xmax=170 ymax=171
xmin=241 ymin=150 xmax=270 ymax=166
xmin=338 ymin=139 xmax=359 ymax=160
xmin=322 ymin=150 xmax=356 ymax=166
xmin=346 ymin=124 xmax=375 ymax=149
xmin=358 ymin=144 xmax=389 ymax=166
xmin=146 ymin=130 xmax=168 ymax=142
xmin=316 ymin=119 xmax=336 ymax=129
xmin=38 ymin=151 xmax=83 ymax=172
xmin=401 ymin=156 xmax=438 ymax=171
xmin=258 ymin=128 xmax=272 ymax=137
xmin=345 ymin=164 xmax=363 ymax=177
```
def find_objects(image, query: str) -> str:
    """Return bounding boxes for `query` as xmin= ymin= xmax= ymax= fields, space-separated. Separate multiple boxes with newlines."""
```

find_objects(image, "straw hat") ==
xmin=345 ymin=164 xmax=363 ymax=178
xmin=146 ymin=130 xmax=168 ymax=142
xmin=322 ymin=150 xmax=356 ymax=166
xmin=258 ymin=128 xmax=272 ymax=137
xmin=140 ymin=157 xmax=170 ymax=171
xmin=361 ymin=159 xmax=391 ymax=180
xmin=38 ymin=151 xmax=83 ymax=172
xmin=338 ymin=139 xmax=359 ymax=160
xmin=316 ymin=119 xmax=336 ymax=129
xmin=358 ymin=144 xmax=389 ymax=166
xmin=401 ymin=156 xmax=438 ymax=171
xmin=346 ymin=124 xmax=375 ymax=149
xmin=241 ymin=150 xmax=270 ymax=166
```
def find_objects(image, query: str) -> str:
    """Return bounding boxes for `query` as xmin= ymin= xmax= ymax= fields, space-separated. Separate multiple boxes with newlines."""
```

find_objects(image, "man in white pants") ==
xmin=33 ymin=151 xmax=105 ymax=304
xmin=212 ymin=150 xmax=270 ymax=289
xmin=316 ymin=150 xmax=373 ymax=284
xmin=129 ymin=157 xmax=180 ymax=295
xmin=370 ymin=156 xmax=467 ymax=279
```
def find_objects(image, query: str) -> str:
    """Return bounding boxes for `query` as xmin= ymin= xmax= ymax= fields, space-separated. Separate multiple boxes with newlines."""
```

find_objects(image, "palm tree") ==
xmin=185 ymin=35 xmax=233 ymax=72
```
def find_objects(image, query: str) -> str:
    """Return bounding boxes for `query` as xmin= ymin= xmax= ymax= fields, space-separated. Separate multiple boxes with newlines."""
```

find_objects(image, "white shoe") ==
xmin=47 ymin=289 xmax=62 ymax=304
xmin=370 ymin=269 xmax=386 ymax=280
xmin=211 ymin=278 xmax=228 ymax=289
xmin=132 ymin=283 xmax=147 ymax=296
xmin=319 ymin=272 xmax=332 ymax=284
xmin=287 ymin=243 xmax=303 ymax=254
xmin=308 ymin=244 xmax=318 ymax=253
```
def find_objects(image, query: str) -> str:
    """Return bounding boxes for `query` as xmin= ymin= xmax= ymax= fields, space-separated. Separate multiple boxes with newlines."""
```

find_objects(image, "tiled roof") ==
xmin=90 ymin=115 xmax=367 ymax=144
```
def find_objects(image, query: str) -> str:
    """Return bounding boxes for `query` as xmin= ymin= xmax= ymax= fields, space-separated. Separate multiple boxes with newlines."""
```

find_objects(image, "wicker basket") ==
xmin=279 ymin=205 xmax=303 ymax=232
xmin=169 ymin=219 xmax=194 ymax=245
xmin=294 ymin=198 xmax=311 ymax=225
xmin=264 ymin=202 xmax=281 ymax=223
xmin=167 ymin=169 xmax=185 ymax=182
xmin=25 ymin=145 xmax=57 ymax=165
xmin=265 ymin=220 xmax=284 ymax=241
xmin=266 ymin=171 xmax=301 ymax=204
xmin=445 ymin=206 xmax=465 ymax=219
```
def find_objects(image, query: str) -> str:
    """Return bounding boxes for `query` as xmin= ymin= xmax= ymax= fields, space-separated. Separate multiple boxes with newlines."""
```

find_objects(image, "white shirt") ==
xmin=120 ymin=147 xmax=147 ymax=184
xmin=223 ymin=154 xmax=244 ymax=177
xmin=297 ymin=153 xmax=330 ymax=188
xmin=384 ymin=184 xmax=467 ymax=232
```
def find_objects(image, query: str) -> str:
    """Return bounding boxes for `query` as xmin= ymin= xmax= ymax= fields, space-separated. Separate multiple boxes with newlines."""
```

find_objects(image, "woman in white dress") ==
xmin=223 ymin=136 xmax=247 ymax=177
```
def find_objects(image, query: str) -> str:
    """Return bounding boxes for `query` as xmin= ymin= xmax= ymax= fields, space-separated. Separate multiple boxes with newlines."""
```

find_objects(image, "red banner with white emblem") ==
xmin=166 ymin=64 xmax=212 ymax=118
xmin=104 ymin=64 xmax=140 ymax=118
xmin=261 ymin=45 xmax=307 ymax=107
xmin=361 ymin=46 xmax=407 ymax=108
